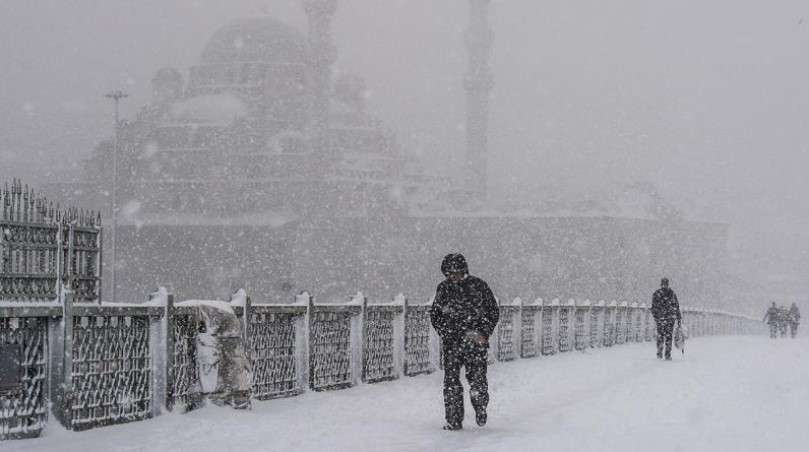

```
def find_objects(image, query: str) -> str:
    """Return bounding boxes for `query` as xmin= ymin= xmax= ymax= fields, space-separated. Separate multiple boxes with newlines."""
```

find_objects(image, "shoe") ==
xmin=665 ymin=355 xmax=672 ymax=361
xmin=443 ymin=423 xmax=463 ymax=431
xmin=656 ymin=352 xmax=662 ymax=359
xmin=475 ymin=406 xmax=487 ymax=427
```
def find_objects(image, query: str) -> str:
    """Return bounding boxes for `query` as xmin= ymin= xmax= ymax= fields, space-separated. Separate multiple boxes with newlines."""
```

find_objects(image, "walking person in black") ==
xmin=651 ymin=277 xmax=682 ymax=360
xmin=763 ymin=302 xmax=779 ymax=339
xmin=788 ymin=302 xmax=800 ymax=338
xmin=430 ymin=253 xmax=499 ymax=431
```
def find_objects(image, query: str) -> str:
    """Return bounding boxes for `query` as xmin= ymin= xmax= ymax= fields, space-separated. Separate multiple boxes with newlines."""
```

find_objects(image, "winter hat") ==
xmin=441 ymin=253 xmax=468 ymax=276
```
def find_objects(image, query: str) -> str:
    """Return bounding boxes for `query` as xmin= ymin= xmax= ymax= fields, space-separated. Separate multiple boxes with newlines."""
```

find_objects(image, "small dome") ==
xmin=200 ymin=17 xmax=308 ymax=65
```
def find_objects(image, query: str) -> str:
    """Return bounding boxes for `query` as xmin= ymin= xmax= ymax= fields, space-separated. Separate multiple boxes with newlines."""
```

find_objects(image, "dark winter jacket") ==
xmin=430 ymin=275 xmax=499 ymax=348
xmin=763 ymin=306 xmax=779 ymax=325
xmin=789 ymin=306 xmax=801 ymax=324
xmin=651 ymin=287 xmax=681 ymax=322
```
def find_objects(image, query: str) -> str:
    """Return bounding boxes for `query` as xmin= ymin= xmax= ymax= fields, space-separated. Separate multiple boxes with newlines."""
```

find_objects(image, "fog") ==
xmin=2 ymin=0 xmax=808 ymax=311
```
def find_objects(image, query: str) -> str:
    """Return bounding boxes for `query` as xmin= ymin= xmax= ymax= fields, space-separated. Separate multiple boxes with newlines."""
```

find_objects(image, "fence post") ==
xmin=551 ymin=298 xmax=560 ymax=354
xmin=48 ymin=288 xmax=73 ymax=428
xmin=296 ymin=292 xmax=311 ymax=393
xmin=147 ymin=287 xmax=172 ymax=415
xmin=392 ymin=294 xmax=406 ymax=379
xmin=350 ymin=292 xmax=365 ymax=386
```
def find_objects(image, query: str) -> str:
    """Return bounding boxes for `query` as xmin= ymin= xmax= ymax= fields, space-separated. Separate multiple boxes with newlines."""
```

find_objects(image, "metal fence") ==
xmin=1 ymin=180 xmax=101 ymax=304
xmin=2 ymin=285 xmax=768 ymax=441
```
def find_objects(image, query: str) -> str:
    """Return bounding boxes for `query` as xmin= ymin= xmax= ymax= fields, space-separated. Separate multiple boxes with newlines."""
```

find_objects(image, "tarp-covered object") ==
xmin=185 ymin=300 xmax=252 ymax=409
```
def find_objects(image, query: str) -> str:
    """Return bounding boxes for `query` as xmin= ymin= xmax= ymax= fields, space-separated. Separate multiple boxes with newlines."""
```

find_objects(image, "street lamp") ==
xmin=105 ymin=90 xmax=128 ymax=303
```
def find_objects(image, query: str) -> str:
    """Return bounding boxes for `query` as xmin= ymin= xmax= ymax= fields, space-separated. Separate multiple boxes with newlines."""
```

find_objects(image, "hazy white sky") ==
xmin=1 ymin=0 xmax=809 ymax=296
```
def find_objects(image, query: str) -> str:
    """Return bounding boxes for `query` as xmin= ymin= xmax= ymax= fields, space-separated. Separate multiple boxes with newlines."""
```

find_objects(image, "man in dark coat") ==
xmin=763 ymin=302 xmax=779 ymax=339
xmin=651 ymin=277 xmax=681 ymax=360
xmin=430 ymin=253 xmax=499 ymax=431
xmin=788 ymin=303 xmax=800 ymax=338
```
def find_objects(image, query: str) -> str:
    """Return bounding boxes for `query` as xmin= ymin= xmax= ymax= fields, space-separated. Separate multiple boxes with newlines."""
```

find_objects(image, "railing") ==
xmin=1 ymin=180 xmax=101 ymax=304
xmin=1 ymin=284 xmax=767 ymax=440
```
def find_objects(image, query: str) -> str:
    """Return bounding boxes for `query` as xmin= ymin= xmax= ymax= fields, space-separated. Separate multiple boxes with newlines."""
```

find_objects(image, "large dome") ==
xmin=200 ymin=17 xmax=308 ymax=65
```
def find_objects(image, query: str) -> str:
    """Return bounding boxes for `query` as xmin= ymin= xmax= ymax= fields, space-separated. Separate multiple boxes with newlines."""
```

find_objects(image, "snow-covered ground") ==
xmin=8 ymin=336 xmax=809 ymax=452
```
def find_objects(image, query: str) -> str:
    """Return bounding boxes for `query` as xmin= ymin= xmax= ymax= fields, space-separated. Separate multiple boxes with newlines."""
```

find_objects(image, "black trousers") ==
xmin=769 ymin=323 xmax=778 ymax=339
xmin=655 ymin=319 xmax=675 ymax=358
xmin=790 ymin=322 xmax=799 ymax=338
xmin=442 ymin=340 xmax=489 ymax=426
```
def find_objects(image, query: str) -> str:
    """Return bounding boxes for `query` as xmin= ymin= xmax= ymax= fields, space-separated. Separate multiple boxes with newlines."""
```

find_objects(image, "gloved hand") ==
xmin=465 ymin=330 xmax=488 ymax=346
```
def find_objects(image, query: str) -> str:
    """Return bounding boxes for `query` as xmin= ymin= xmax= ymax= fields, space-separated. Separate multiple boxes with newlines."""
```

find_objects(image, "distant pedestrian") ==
xmin=430 ymin=253 xmax=499 ymax=431
xmin=788 ymin=303 xmax=800 ymax=338
xmin=763 ymin=302 xmax=779 ymax=339
xmin=777 ymin=305 xmax=789 ymax=337
xmin=651 ymin=277 xmax=682 ymax=360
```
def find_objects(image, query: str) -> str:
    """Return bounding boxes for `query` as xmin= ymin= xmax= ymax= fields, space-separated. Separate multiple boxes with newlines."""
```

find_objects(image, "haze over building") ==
xmin=44 ymin=2 xmax=726 ymax=309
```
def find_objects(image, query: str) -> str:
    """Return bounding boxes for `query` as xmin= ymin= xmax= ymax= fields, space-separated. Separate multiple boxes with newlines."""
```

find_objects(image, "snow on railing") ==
xmin=0 ymin=286 xmax=768 ymax=441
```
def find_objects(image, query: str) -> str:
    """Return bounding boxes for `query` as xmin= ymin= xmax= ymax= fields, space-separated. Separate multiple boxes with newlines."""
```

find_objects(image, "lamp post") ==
xmin=105 ymin=90 xmax=127 ymax=303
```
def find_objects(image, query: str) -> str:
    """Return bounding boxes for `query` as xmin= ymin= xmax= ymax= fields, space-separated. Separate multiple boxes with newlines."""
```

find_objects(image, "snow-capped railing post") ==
xmin=590 ymin=300 xmax=605 ymax=348
xmin=48 ymin=288 xmax=74 ymax=428
xmin=391 ymin=294 xmax=406 ymax=379
xmin=296 ymin=292 xmax=312 ymax=394
xmin=574 ymin=299 xmax=590 ymax=351
xmin=520 ymin=297 xmax=542 ymax=358
xmin=605 ymin=301 xmax=617 ymax=347
xmin=146 ymin=287 xmax=173 ymax=416
xmin=350 ymin=292 xmax=365 ymax=387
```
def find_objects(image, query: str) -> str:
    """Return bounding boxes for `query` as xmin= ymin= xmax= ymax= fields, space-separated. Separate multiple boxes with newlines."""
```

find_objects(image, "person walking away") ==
xmin=651 ymin=277 xmax=682 ymax=360
xmin=777 ymin=305 xmax=789 ymax=338
xmin=788 ymin=303 xmax=800 ymax=338
xmin=763 ymin=302 xmax=779 ymax=339
xmin=430 ymin=253 xmax=499 ymax=431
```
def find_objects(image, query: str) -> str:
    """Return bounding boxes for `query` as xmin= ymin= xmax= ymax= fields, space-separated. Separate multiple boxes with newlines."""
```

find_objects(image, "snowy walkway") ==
xmin=8 ymin=337 xmax=809 ymax=452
